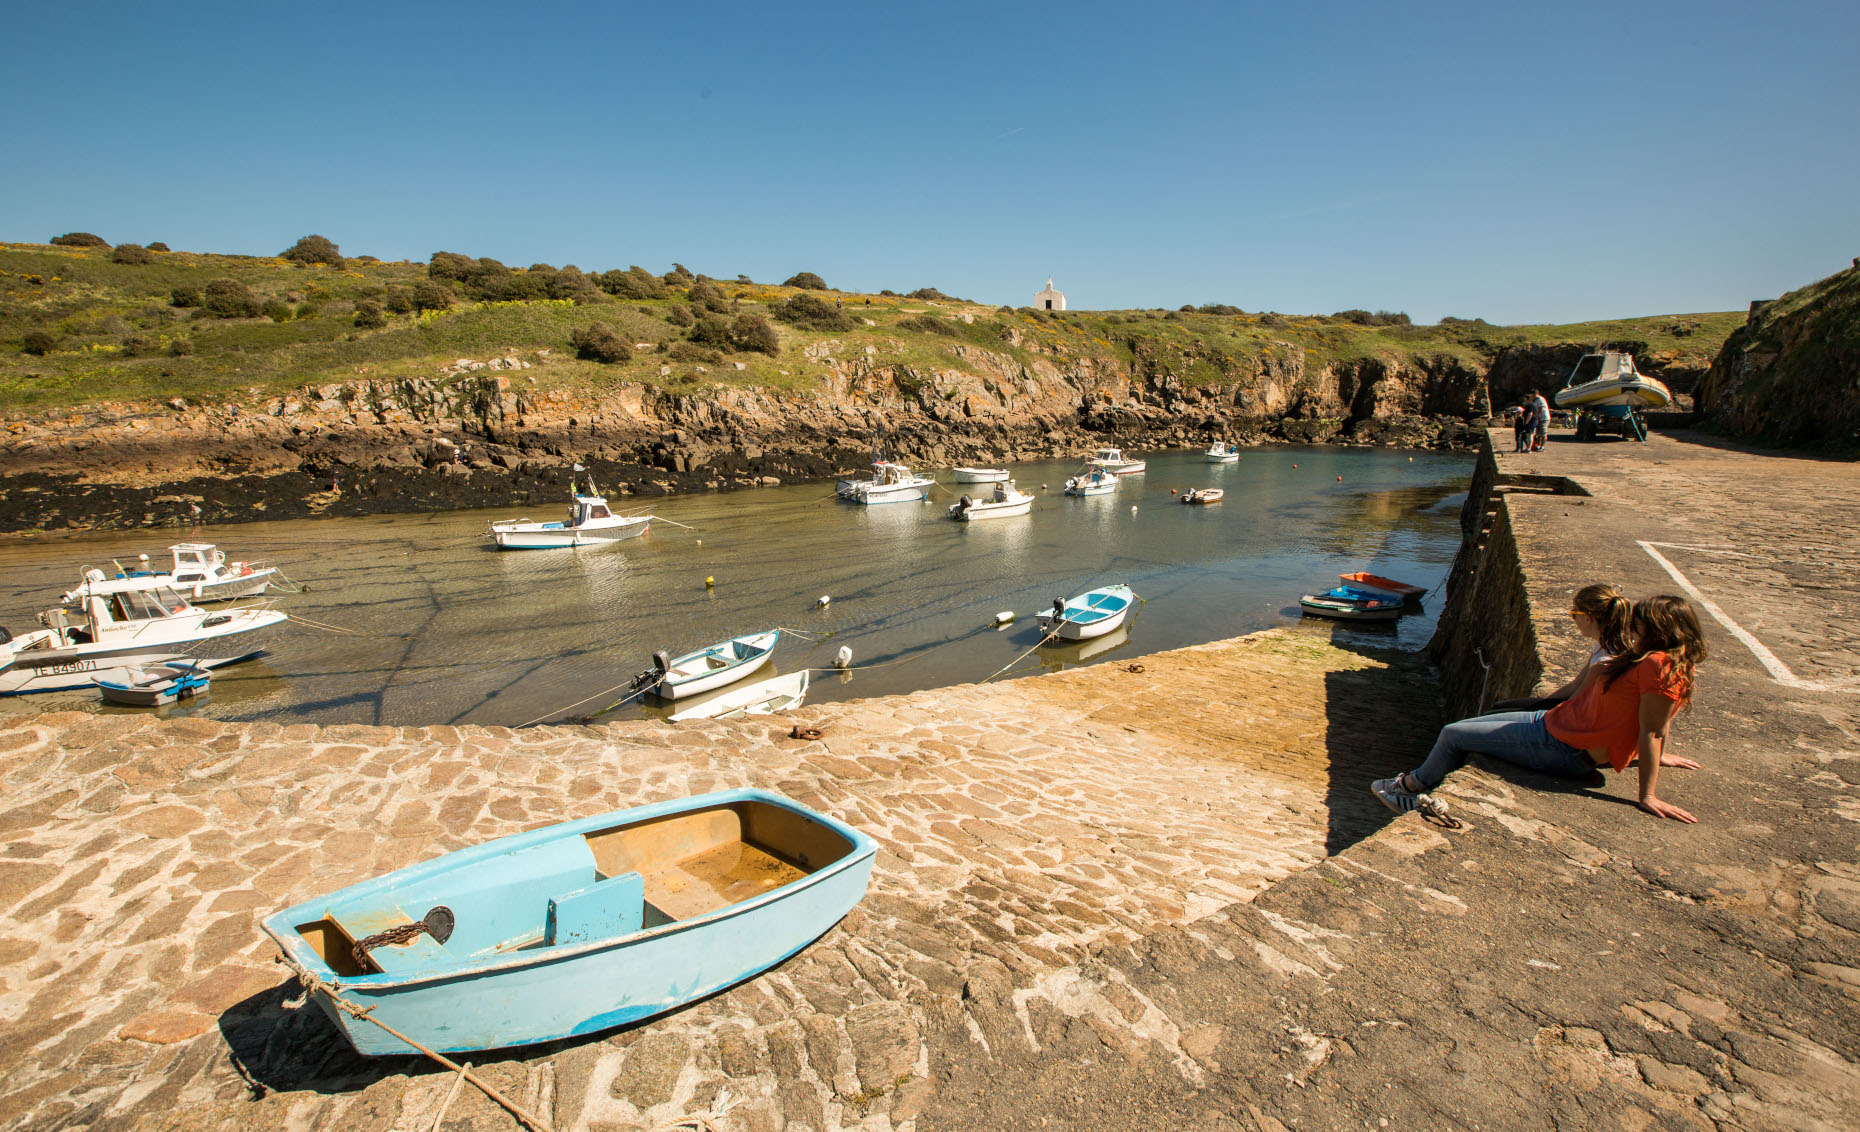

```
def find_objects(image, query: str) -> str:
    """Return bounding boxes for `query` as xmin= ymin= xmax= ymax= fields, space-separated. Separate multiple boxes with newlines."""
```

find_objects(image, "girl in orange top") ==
xmin=1374 ymin=594 xmax=1708 ymax=823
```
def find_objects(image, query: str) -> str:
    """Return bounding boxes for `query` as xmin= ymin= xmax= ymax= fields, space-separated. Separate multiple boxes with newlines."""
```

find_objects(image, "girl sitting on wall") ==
xmin=1374 ymin=594 xmax=1708 ymax=823
xmin=1490 ymin=583 xmax=1633 ymax=712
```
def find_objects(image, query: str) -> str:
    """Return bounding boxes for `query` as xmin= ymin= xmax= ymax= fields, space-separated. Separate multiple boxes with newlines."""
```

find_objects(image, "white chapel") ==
xmin=1033 ymin=278 xmax=1066 ymax=311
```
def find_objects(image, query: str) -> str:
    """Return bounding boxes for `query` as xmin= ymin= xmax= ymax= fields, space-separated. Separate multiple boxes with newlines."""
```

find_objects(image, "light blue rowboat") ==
xmin=262 ymin=788 xmax=876 ymax=1056
xmin=1037 ymin=583 xmax=1137 ymax=642
xmin=651 ymin=629 xmax=781 ymax=699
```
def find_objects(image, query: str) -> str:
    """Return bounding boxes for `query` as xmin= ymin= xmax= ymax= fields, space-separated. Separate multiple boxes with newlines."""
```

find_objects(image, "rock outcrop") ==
xmin=1697 ymin=260 xmax=1860 ymax=448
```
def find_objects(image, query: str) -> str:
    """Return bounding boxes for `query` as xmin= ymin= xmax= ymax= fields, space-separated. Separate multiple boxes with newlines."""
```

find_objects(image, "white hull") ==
xmin=1204 ymin=452 xmax=1239 ymax=464
xmin=1090 ymin=460 xmax=1146 ymax=475
xmin=669 ymin=671 xmax=810 ymax=722
xmin=1044 ymin=606 xmax=1128 ymax=641
xmin=187 ymin=572 xmax=277 ymax=601
xmin=838 ymin=481 xmax=931 ymax=505
xmin=1 ymin=619 xmax=280 ymax=695
xmin=661 ymin=649 xmax=772 ymax=699
xmin=656 ymin=630 xmax=782 ymax=700
xmin=492 ymin=517 xmax=649 ymax=550
xmin=96 ymin=662 xmax=211 ymax=707
xmin=951 ymin=468 xmax=1010 ymax=484
xmin=1554 ymin=376 xmax=1673 ymax=410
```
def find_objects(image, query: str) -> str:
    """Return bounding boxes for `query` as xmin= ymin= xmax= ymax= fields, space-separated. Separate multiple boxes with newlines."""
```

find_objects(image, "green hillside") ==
xmin=0 ymin=238 xmax=1743 ymax=414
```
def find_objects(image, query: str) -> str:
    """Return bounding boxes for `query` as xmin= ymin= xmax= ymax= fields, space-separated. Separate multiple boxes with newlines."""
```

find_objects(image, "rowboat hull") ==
xmin=1182 ymin=489 xmax=1223 ymax=504
xmin=95 ymin=662 xmax=211 ymax=707
xmin=1298 ymin=596 xmax=1403 ymax=622
xmin=669 ymin=670 xmax=810 ymax=722
xmin=951 ymin=496 xmax=1033 ymax=520
xmin=656 ymin=630 xmax=781 ymax=699
xmin=1039 ymin=584 xmax=1136 ymax=641
xmin=264 ymin=789 xmax=876 ymax=1056
xmin=1338 ymin=572 xmax=1425 ymax=604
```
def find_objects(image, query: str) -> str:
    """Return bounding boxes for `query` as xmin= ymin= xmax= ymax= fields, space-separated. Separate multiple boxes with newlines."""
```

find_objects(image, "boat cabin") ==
xmin=1567 ymin=351 xmax=1638 ymax=387
xmin=42 ymin=576 xmax=196 ymax=646
xmin=167 ymin=543 xmax=228 ymax=583
xmin=570 ymin=495 xmax=614 ymax=526
xmin=290 ymin=797 xmax=859 ymax=977
xmin=1092 ymin=448 xmax=1126 ymax=463
xmin=873 ymin=462 xmax=916 ymax=485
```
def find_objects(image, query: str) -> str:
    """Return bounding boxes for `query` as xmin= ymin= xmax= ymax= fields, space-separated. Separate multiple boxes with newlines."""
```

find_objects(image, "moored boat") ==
xmin=668 ymin=670 xmax=810 ymax=722
xmin=1205 ymin=442 xmax=1239 ymax=463
xmin=1298 ymin=587 xmax=1406 ymax=622
xmin=491 ymin=477 xmax=650 ymax=550
xmin=646 ymin=630 xmax=781 ymax=699
xmin=1063 ymin=467 xmax=1116 ymax=496
xmin=1338 ymin=572 xmax=1426 ymax=604
xmin=262 ymin=787 xmax=877 ymax=1055
xmin=837 ymin=461 xmax=935 ymax=505
xmin=1038 ymin=583 xmax=1137 ymax=642
xmin=1181 ymin=488 xmax=1224 ymax=504
xmin=95 ymin=660 xmax=211 ymax=707
xmin=100 ymin=543 xmax=278 ymax=602
xmin=1086 ymin=447 xmax=1146 ymax=475
xmin=949 ymin=481 xmax=1034 ymax=521
xmin=951 ymin=466 xmax=1010 ymax=484
xmin=1552 ymin=351 xmax=1673 ymax=410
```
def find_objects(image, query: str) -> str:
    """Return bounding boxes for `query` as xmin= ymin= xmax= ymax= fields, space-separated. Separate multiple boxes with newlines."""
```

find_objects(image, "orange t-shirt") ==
xmin=1544 ymin=653 xmax=1683 ymax=771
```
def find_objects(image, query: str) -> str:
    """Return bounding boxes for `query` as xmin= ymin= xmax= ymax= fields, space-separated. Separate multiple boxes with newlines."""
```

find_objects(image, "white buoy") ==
xmin=834 ymin=645 xmax=852 ymax=668
xmin=817 ymin=595 xmax=831 ymax=608
xmin=993 ymin=610 xmax=1015 ymax=626
xmin=1131 ymin=504 xmax=1138 ymax=512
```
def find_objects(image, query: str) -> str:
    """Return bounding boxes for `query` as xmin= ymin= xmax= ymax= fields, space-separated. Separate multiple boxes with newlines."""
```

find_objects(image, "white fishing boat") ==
xmin=94 ymin=660 xmax=212 ymax=707
xmin=1 ymin=571 xmax=286 ymax=696
xmin=951 ymin=466 xmax=1010 ymax=484
xmin=1181 ymin=488 xmax=1224 ymax=504
xmin=668 ymin=670 xmax=810 ymax=722
xmin=98 ymin=543 xmax=278 ymax=602
xmin=837 ymin=461 xmax=935 ymax=505
xmin=1038 ymin=584 xmax=1137 ymax=642
xmin=949 ymin=481 xmax=1034 ymax=521
xmin=1063 ymin=467 xmax=1116 ymax=496
xmin=1205 ymin=442 xmax=1239 ymax=463
xmin=1086 ymin=448 xmax=1146 ymax=475
xmin=645 ymin=630 xmax=781 ymax=700
xmin=1553 ymin=351 xmax=1673 ymax=410
xmin=491 ymin=477 xmax=651 ymax=550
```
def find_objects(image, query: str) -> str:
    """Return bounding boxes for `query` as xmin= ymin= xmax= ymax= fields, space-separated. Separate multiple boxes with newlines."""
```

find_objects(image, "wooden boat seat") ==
xmin=640 ymin=841 xmax=808 ymax=921
xmin=328 ymin=903 xmax=455 ymax=974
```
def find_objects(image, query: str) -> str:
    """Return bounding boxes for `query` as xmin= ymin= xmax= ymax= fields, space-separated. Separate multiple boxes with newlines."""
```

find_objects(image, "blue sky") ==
xmin=5 ymin=1 xmax=1856 ymax=324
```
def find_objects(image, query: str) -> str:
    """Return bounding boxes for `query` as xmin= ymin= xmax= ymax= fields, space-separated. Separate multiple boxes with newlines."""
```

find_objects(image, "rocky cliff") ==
xmin=1696 ymin=260 xmax=1860 ymax=448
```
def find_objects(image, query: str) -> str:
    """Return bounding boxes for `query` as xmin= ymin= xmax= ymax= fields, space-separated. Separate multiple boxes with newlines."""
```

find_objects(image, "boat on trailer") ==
xmin=490 ymin=477 xmax=651 ymax=550
xmin=1086 ymin=448 xmax=1146 ymax=475
xmin=262 ymin=787 xmax=877 ymax=1055
xmin=1553 ymin=351 xmax=1673 ymax=411
xmin=1205 ymin=442 xmax=1239 ymax=463
xmin=101 ymin=543 xmax=278 ymax=602
xmin=668 ymin=670 xmax=810 ymax=722
xmin=646 ymin=630 xmax=781 ymax=700
xmin=837 ymin=461 xmax=935 ymax=505
xmin=1039 ymin=584 xmax=1137 ymax=642
xmin=949 ymin=481 xmax=1034 ymax=521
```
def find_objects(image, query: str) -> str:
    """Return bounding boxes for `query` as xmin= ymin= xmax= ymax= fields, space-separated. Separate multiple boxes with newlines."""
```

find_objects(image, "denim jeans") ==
xmin=1409 ymin=710 xmax=1596 ymax=790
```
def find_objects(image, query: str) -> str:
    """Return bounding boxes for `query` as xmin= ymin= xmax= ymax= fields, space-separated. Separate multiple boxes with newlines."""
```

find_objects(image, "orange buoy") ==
xmin=1337 ymin=476 xmax=1343 ymax=481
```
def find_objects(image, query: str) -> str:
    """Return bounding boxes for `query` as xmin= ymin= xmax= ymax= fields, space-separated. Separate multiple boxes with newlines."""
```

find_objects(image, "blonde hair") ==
xmin=1572 ymin=583 xmax=1632 ymax=657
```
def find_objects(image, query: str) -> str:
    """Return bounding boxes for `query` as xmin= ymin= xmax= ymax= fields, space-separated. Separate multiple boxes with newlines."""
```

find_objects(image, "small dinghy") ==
xmin=1338 ymin=572 xmax=1426 ymax=604
xmin=1038 ymin=584 xmax=1137 ymax=641
xmin=1181 ymin=488 xmax=1224 ymax=504
xmin=645 ymin=630 xmax=781 ymax=700
xmin=1086 ymin=447 xmax=1146 ymax=475
xmin=951 ymin=466 xmax=1010 ymax=484
xmin=263 ymin=788 xmax=877 ymax=1055
xmin=1205 ymin=442 xmax=1239 ymax=463
xmin=1553 ymin=351 xmax=1673 ymax=410
xmin=1063 ymin=467 xmax=1116 ymax=496
xmin=949 ymin=481 xmax=1034 ymax=521
xmin=94 ymin=660 xmax=211 ymax=707
xmin=669 ymin=670 xmax=810 ymax=722
xmin=490 ymin=476 xmax=651 ymax=550
xmin=104 ymin=543 xmax=278 ymax=602
xmin=1298 ymin=587 xmax=1406 ymax=622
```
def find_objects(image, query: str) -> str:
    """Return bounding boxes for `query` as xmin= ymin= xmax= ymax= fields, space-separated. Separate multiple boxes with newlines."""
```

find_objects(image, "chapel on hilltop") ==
xmin=1034 ymin=278 xmax=1066 ymax=311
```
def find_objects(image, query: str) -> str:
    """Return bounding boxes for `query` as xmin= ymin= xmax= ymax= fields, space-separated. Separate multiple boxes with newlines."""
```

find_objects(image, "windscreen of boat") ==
xmin=110 ymin=588 xmax=189 ymax=621
xmin=1570 ymin=355 xmax=1605 ymax=384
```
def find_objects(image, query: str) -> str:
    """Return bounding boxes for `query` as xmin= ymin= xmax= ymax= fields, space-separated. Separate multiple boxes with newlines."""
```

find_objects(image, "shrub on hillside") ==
xmin=353 ymin=300 xmax=387 ymax=329
xmin=597 ymin=266 xmax=668 ymax=300
xmin=772 ymin=292 xmax=852 ymax=331
xmin=411 ymin=281 xmax=455 ymax=313
xmin=384 ymin=289 xmax=413 ymax=314
xmin=481 ymin=273 xmax=548 ymax=302
xmin=662 ymin=263 xmax=695 ymax=287
xmin=168 ymin=337 xmax=195 ymax=356
xmin=122 ymin=333 xmax=160 ymax=356
xmin=907 ymin=287 xmax=954 ymax=301
xmin=667 ymin=342 xmax=723 ymax=363
xmin=1331 ymin=309 xmax=1411 ymax=326
xmin=282 ymin=234 xmax=345 ymax=268
xmin=1258 ymin=313 xmax=1284 ymax=327
xmin=548 ymin=266 xmax=602 ymax=303
xmin=203 ymin=279 xmax=261 ymax=318
xmin=146 ymin=242 xmax=170 ymax=252
xmin=729 ymin=313 xmax=780 ymax=356
xmin=569 ymin=322 xmax=632 ymax=363
xmin=688 ymin=314 xmax=733 ymax=349
xmin=427 ymin=251 xmax=475 ymax=282
xmin=295 ymin=301 xmax=322 ymax=320
xmin=664 ymin=305 xmax=696 ymax=328
xmin=1198 ymin=304 xmax=1244 ymax=316
xmin=21 ymin=330 xmax=57 ymax=355
xmin=171 ymin=286 xmax=201 ymax=308
xmin=111 ymin=243 xmax=155 ymax=265
xmin=899 ymin=314 xmax=959 ymax=337
xmin=264 ymin=299 xmax=293 ymax=323
xmin=687 ymin=279 xmax=731 ymax=313
xmin=51 ymin=232 xmax=107 ymax=247
xmin=783 ymin=272 xmax=828 ymax=290
xmin=880 ymin=290 xmax=899 ymax=297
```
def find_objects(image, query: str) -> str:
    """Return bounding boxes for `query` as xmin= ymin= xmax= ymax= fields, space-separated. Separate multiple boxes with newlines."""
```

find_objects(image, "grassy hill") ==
xmin=0 ymin=239 xmax=1744 ymax=415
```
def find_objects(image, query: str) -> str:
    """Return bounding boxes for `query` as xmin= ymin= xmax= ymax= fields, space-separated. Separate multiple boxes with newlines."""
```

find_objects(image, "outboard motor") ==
xmin=652 ymin=650 xmax=671 ymax=674
xmin=1052 ymin=598 xmax=1067 ymax=624
xmin=0 ymin=625 xmax=10 ymax=644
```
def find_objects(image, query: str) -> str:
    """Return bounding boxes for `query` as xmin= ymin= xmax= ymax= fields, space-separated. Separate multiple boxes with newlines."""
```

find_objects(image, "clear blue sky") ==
xmin=6 ymin=1 xmax=1856 ymax=324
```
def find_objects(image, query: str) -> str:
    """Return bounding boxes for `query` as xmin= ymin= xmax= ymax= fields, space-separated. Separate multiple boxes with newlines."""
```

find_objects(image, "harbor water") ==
xmin=0 ymin=446 xmax=1471 ymax=727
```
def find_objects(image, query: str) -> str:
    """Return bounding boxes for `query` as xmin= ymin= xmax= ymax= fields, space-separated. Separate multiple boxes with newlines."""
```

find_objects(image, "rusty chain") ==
xmin=351 ymin=920 xmax=436 ymax=969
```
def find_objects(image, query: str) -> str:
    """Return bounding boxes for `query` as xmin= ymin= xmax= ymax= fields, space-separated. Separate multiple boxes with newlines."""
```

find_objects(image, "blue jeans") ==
xmin=1409 ymin=710 xmax=1596 ymax=790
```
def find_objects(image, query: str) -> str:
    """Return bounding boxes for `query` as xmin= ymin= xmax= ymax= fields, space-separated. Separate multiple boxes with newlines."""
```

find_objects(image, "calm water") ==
xmin=0 ymin=447 xmax=1470 ymax=727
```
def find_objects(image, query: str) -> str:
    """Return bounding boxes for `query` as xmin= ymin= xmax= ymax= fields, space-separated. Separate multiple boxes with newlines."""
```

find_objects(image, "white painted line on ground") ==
xmin=1638 ymin=540 xmax=1859 ymax=694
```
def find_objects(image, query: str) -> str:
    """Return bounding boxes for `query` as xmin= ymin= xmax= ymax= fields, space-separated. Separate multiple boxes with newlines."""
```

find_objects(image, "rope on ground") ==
xmin=1416 ymin=793 xmax=1465 ymax=830
xmin=284 ymin=613 xmax=412 ymax=640
xmin=514 ymin=682 xmax=649 ymax=730
xmin=271 ymin=954 xmax=554 ymax=1132
xmin=981 ymin=622 xmax=1067 ymax=683
xmin=650 ymin=1091 xmax=743 ymax=1132
xmin=1473 ymin=646 xmax=1494 ymax=714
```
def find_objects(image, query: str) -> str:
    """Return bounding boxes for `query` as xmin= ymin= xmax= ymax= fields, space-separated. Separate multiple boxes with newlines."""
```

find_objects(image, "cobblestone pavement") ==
xmin=0 ymin=628 xmax=1435 ymax=1131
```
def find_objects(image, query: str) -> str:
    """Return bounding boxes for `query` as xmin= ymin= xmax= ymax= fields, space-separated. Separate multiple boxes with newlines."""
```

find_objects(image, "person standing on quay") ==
xmin=1531 ymin=389 xmax=1551 ymax=451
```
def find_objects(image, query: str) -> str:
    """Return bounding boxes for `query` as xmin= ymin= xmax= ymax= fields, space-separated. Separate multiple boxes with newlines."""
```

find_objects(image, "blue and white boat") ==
xmin=94 ymin=660 xmax=212 ymax=707
xmin=1038 ymin=583 xmax=1137 ymax=642
xmin=1298 ymin=585 xmax=1406 ymax=622
xmin=1205 ymin=441 xmax=1239 ymax=463
xmin=649 ymin=629 xmax=781 ymax=699
xmin=263 ymin=788 xmax=877 ymax=1056
xmin=1063 ymin=467 xmax=1116 ymax=496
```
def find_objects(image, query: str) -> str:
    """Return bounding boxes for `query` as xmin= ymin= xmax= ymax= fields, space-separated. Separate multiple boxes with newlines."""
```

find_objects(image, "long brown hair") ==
xmin=1572 ymin=583 xmax=1632 ymax=657
xmin=1600 ymin=594 xmax=1708 ymax=703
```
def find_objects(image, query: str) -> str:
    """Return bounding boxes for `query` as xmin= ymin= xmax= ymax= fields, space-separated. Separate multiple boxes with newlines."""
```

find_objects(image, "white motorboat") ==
xmin=1205 ymin=442 xmax=1239 ymax=463
xmin=837 ymin=461 xmax=935 ymax=505
xmin=646 ymin=630 xmax=782 ymax=700
xmin=668 ymin=670 xmax=810 ymax=722
xmin=1181 ymin=488 xmax=1224 ymax=504
xmin=96 ymin=543 xmax=278 ymax=602
xmin=1086 ymin=447 xmax=1146 ymax=475
xmin=949 ymin=481 xmax=1034 ymax=521
xmin=1 ymin=570 xmax=286 ymax=696
xmin=1553 ymin=351 xmax=1673 ymax=410
xmin=1037 ymin=584 xmax=1137 ymax=642
xmin=491 ymin=477 xmax=651 ymax=549
xmin=95 ymin=660 xmax=212 ymax=707
xmin=951 ymin=466 xmax=1010 ymax=484
xmin=1064 ymin=467 xmax=1116 ymax=496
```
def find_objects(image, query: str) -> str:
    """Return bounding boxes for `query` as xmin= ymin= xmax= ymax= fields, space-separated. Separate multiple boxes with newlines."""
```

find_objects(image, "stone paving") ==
xmin=0 ymin=628 xmax=1435 ymax=1131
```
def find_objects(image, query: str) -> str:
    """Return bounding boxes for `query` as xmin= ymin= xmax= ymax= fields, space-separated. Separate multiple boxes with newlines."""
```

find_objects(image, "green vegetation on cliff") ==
xmin=1698 ymin=261 xmax=1860 ymax=449
xmin=0 ymin=239 xmax=1739 ymax=415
